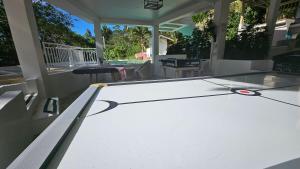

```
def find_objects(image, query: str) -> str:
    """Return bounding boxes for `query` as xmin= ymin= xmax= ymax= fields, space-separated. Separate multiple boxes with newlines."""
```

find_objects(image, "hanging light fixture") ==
xmin=144 ymin=0 xmax=163 ymax=10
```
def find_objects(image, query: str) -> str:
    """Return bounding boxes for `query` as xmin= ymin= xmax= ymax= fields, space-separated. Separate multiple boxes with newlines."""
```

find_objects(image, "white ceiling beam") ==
xmin=155 ymin=0 xmax=214 ymax=25
xmin=99 ymin=17 xmax=153 ymax=26
xmin=47 ymin=0 xmax=152 ymax=25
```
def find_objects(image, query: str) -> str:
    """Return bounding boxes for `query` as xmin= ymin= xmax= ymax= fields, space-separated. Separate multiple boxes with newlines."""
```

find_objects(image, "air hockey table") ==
xmin=8 ymin=72 xmax=300 ymax=169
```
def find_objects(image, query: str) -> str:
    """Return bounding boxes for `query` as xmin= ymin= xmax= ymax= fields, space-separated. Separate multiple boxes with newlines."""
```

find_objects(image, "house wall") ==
xmin=159 ymin=38 xmax=168 ymax=55
xmin=147 ymin=37 xmax=170 ymax=58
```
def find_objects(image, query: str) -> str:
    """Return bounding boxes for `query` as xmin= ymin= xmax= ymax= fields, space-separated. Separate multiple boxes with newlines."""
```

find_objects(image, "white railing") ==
xmin=42 ymin=42 xmax=99 ymax=69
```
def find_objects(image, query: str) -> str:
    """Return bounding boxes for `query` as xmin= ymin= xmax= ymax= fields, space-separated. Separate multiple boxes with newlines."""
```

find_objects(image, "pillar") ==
xmin=210 ymin=0 xmax=231 ymax=74
xmin=94 ymin=20 xmax=104 ymax=64
xmin=295 ymin=1 xmax=300 ymax=22
xmin=238 ymin=0 xmax=245 ymax=31
xmin=3 ymin=0 xmax=49 ymax=97
xmin=151 ymin=24 xmax=159 ymax=59
xmin=266 ymin=0 xmax=281 ymax=49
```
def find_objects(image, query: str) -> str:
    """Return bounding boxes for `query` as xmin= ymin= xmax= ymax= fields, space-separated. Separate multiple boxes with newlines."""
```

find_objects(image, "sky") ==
xmin=51 ymin=4 xmax=95 ymax=36
xmin=70 ymin=16 xmax=127 ymax=36
xmin=71 ymin=15 xmax=95 ymax=36
xmin=55 ymin=5 xmax=122 ymax=37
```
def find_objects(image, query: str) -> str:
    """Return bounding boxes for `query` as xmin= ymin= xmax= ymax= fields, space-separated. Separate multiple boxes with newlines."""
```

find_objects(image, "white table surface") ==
xmin=49 ymin=73 xmax=300 ymax=169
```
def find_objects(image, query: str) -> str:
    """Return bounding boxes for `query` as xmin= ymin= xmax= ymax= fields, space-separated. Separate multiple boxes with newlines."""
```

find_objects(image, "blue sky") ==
xmin=55 ymin=5 xmax=120 ymax=36
xmin=71 ymin=16 xmax=127 ymax=36
xmin=53 ymin=5 xmax=95 ymax=36
xmin=71 ymin=15 xmax=95 ymax=36
xmin=70 ymin=17 xmax=126 ymax=36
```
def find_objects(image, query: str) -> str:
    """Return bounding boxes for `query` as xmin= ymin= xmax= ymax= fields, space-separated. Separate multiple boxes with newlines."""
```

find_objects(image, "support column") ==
xmin=151 ymin=24 xmax=159 ymax=59
xmin=210 ymin=0 xmax=231 ymax=74
xmin=94 ymin=20 xmax=104 ymax=64
xmin=295 ymin=2 xmax=300 ymax=22
xmin=266 ymin=0 xmax=281 ymax=50
xmin=238 ymin=0 xmax=245 ymax=32
xmin=3 ymin=0 xmax=49 ymax=97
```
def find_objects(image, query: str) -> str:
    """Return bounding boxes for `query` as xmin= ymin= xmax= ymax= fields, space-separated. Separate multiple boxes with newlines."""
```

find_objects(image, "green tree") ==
xmin=104 ymin=25 xmax=144 ymax=60
xmin=33 ymin=0 xmax=93 ymax=48
xmin=33 ymin=0 xmax=73 ymax=43
xmin=166 ymin=32 xmax=189 ymax=55
xmin=131 ymin=26 xmax=151 ymax=52
xmin=0 ymin=0 xmax=96 ymax=66
xmin=0 ymin=0 xmax=18 ymax=66
xmin=101 ymin=25 xmax=113 ymax=44
xmin=83 ymin=29 xmax=95 ymax=47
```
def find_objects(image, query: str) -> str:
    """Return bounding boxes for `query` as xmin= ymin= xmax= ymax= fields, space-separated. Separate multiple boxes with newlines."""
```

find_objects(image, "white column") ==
xmin=151 ymin=24 xmax=159 ymax=59
xmin=210 ymin=0 xmax=231 ymax=74
xmin=3 ymin=0 xmax=49 ymax=97
xmin=266 ymin=0 xmax=281 ymax=48
xmin=295 ymin=2 xmax=300 ymax=21
xmin=94 ymin=20 xmax=104 ymax=64
xmin=238 ymin=0 xmax=245 ymax=31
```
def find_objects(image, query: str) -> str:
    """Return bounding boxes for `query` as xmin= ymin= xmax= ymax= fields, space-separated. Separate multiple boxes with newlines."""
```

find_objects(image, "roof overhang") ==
xmin=46 ymin=0 xmax=216 ymax=32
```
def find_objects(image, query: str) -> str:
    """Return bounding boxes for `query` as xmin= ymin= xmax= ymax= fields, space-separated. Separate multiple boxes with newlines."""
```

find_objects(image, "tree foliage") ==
xmin=225 ymin=27 xmax=269 ymax=60
xmin=33 ymin=1 xmax=94 ymax=48
xmin=0 ymin=0 xmax=18 ymax=66
xmin=104 ymin=26 xmax=151 ymax=60
xmin=0 ymin=0 xmax=155 ymax=65
xmin=166 ymin=32 xmax=189 ymax=55
xmin=168 ymin=0 xmax=270 ymax=60
xmin=0 ymin=0 xmax=95 ymax=66
xmin=130 ymin=26 xmax=151 ymax=52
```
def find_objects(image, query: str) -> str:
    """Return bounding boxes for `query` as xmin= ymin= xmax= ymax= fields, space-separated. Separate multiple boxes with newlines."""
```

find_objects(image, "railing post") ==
xmin=68 ymin=48 xmax=74 ymax=68
xmin=42 ymin=42 xmax=50 ymax=72
xmin=42 ymin=42 xmax=97 ymax=69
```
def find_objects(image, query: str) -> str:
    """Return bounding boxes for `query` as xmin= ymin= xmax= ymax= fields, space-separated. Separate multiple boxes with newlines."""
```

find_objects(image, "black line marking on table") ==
xmin=259 ymin=96 xmax=300 ymax=108
xmin=87 ymin=93 xmax=234 ymax=117
xmin=119 ymin=93 xmax=233 ymax=105
xmin=255 ymin=83 xmax=300 ymax=92
xmin=203 ymin=79 xmax=300 ymax=93
xmin=201 ymin=79 xmax=232 ymax=89
xmin=96 ymin=100 xmax=119 ymax=114
xmin=88 ymin=74 xmax=300 ymax=117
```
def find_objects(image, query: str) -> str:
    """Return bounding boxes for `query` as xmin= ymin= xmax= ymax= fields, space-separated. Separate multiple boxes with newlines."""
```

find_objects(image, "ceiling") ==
xmin=47 ymin=0 xmax=215 ymax=31
xmin=79 ymin=0 xmax=196 ymax=21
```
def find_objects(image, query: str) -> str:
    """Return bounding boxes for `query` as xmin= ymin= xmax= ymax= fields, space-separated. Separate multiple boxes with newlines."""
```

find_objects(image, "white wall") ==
xmin=0 ymin=71 xmax=90 ymax=99
xmin=148 ymin=37 xmax=170 ymax=58
xmin=0 ymin=78 xmax=38 ymax=96
xmin=0 ymin=91 xmax=33 ymax=168
xmin=215 ymin=60 xmax=274 ymax=76
xmin=159 ymin=38 xmax=168 ymax=55
xmin=0 ymin=71 xmax=90 ymax=168
xmin=48 ymin=71 xmax=90 ymax=98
